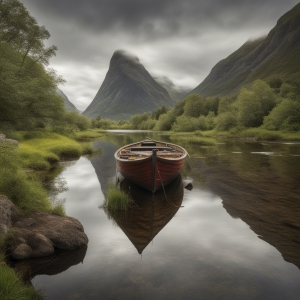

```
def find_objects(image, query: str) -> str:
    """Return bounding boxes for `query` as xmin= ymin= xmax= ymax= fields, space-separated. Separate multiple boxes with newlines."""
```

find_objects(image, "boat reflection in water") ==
xmin=104 ymin=175 xmax=184 ymax=254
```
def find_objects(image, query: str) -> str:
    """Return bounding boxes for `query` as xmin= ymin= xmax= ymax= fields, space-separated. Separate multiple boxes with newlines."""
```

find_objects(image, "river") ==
xmin=12 ymin=131 xmax=300 ymax=299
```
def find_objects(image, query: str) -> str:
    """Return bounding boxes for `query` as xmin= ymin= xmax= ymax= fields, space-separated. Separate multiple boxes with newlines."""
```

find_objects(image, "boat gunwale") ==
xmin=114 ymin=139 xmax=188 ymax=162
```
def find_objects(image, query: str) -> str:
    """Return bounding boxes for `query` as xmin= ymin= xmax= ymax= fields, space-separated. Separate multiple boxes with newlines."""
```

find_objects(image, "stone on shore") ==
xmin=0 ymin=195 xmax=88 ymax=260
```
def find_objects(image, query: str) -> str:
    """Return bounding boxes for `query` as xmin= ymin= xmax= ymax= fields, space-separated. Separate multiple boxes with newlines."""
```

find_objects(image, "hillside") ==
xmin=83 ymin=50 xmax=176 ymax=120
xmin=56 ymin=89 xmax=78 ymax=112
xmin=154 ymin=76 xmax=190 ymax=102
xmin=190 ymin=2 xmax=300 ymax=97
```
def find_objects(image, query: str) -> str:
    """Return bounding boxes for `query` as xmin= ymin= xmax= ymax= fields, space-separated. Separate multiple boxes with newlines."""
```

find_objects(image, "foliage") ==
xmin=183 ymin=94 xmax=205 ymax=118
xmin=129 ymin=113 xmax=149 ymax=129
xmin=0 ymin=0 xmax=66 ymax=133
xmin=215 ymin=111 xmax=237 ymax=131
xmin=151 ymin=106 xmax=168 ymax=120
xmin=237 ymin=80 xmax=276 ymax=127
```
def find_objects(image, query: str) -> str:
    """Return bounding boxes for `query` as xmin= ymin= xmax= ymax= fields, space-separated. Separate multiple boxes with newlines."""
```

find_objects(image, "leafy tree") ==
xmin=183 ymin=94 xmax=205 ymax=118
xmin=0 ymin=0 xmax=65 ymax=132
xmin=139 ymin=118 xmax=156 ymax=130
xmin=129 ymin=113 xmax=149 ymax=129
xmin=0 ymin=0 xmax=57 ymax=67
xmin=264 ymin=99 xmax=300 ymax=131
xmin=215 ymin=111 xmax=237 ymax=131
xmin=154 ymin=110 xmax=177 ymax=131
xmin=279 ymin=83 xmax=297 ymax=100
xmin=236 ymin=80 xmax=276 ymax=128
xmin=218 ymin=96 xmax=236 ymax=114
xmin=252 ymin=80 xmax=276 ymax=116
xmin=172 ymin=116 xmax=196 ymax=132
xmin=204 ymin=96 xmax=220 ymax=116
xmin=151 ymin=106 xmax=168 ymax=120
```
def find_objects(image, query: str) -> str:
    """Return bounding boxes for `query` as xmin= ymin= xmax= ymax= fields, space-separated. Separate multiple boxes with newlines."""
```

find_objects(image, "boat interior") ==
xmin=118 ymin=140 xmax=185 ymax=160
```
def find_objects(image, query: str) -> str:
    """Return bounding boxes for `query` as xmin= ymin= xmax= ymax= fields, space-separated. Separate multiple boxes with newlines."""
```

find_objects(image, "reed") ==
xmin=103 ymin=182 xmax=134 ymax=211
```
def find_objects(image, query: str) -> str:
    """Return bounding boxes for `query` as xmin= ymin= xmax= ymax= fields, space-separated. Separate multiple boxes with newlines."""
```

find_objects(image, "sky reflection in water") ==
xmin=30 ymin=133 xmax=300 ymax=300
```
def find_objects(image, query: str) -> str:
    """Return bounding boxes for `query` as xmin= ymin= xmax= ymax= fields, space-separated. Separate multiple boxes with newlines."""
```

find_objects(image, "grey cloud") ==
xmin=19 ymin=0 xmax=300 ymax=110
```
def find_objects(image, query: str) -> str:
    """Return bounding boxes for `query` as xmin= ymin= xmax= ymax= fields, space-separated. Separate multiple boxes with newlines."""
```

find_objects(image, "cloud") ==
xmin=20 ymin=0 xmax=300 ymax=110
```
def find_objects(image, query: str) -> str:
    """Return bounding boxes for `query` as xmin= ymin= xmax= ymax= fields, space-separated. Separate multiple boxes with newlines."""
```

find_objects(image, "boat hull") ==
xmin=115 ymin=139 xmax=187 ymax=193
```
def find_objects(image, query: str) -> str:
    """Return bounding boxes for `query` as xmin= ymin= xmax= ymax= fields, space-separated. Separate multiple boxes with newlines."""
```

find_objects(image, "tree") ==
xmin=129 ymin=113 xmax=149 ymax=129
xmin=151 ymin=106 xmax=167 ymax=120
xmin=0 ymin=0 xmax=57 ymax=67
xmin=264 ymin=99 xmax=300 ymax=131
xmin=0 ymin=0 xmax=65 ymax=132
xmin=183 ymin=94 xmax=205 ymax=118
xmin=236 ymin=80 xmax=276 ymax=128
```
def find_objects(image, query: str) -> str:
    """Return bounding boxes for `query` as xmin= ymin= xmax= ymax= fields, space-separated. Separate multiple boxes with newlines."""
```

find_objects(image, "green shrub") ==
xmin=51 ymin=204 xmax=65 ymax=216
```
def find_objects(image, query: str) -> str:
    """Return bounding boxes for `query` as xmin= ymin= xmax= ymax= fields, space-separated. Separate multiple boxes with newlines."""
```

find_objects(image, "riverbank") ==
xmin=165 ymin=128 xmax=300 ymax=142
xmin=0 ymin=130 xmax=99 ymax=299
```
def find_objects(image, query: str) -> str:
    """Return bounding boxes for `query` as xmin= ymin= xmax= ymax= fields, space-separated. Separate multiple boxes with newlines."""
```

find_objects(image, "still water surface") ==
xmin=14 ymin=131 xmax=300 ymax=299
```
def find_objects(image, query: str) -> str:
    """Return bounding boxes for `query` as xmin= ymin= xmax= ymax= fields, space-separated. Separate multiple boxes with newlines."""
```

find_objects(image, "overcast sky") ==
xmin=20 ymin=0 xmax=299 ymax=111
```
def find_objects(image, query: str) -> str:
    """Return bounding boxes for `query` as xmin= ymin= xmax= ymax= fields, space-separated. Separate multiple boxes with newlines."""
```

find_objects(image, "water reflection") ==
xmin=104 ymin=176 xmax=183 ymax=254
xmin=14 ymin=132 xmax=300 ymax=299
xmin=188 ymin=140 xmax=300 ymax=270
xmin=9 ymin=246 xmax=87 ymax=283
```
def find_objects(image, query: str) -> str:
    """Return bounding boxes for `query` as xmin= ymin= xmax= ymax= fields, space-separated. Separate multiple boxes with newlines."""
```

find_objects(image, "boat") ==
xmin=114 ymin=138 xmax=187 ymax=193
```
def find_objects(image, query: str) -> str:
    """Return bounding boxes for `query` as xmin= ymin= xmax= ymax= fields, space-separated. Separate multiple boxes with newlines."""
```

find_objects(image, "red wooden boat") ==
xmin=114 ymin=138 xmax=187 ymax=193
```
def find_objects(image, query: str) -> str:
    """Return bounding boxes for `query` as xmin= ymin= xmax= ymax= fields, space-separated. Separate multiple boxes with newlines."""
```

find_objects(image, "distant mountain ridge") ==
xmin=83 ymin=50 xmax=177 ymax=120
xmin=154 ymin=76 xmax=190 ymax=102
xmin=56 ymin=88 xmax=78 ymax=112
xmin=190 ymin=2 xmax=300 ymax=97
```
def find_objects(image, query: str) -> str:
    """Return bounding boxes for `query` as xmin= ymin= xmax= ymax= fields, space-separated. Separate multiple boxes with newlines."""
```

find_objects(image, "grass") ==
xmin=0 ymin=264 xmax=42 ymax=300
xmin=103 ymin=182 xmax=134 ymax=211
xmin=17 ymin=131 xmax=95 ymax=170
xmin=73 ymin=129 xmax=105 ymax=141
xmin=167 ymin=131 xmax=217 ymax=145
xmin=180 ymin=128 xmax=300 ymax=141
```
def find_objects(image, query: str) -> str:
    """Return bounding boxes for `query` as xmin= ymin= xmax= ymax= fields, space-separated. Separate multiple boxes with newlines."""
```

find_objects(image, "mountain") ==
xmin=83 ymin=50 xmax=176 ymax=120
xmin=154 ymin=76 xmax=190 ymax=102
xmin=56 ymin=88 xmax=78 ymax=112
xmin=190 ymin=3 xmax=300 ymax=97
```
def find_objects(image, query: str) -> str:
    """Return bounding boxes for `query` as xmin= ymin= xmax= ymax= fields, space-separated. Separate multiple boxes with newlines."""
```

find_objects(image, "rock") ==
xmin=12 ymin=244 xmax=32 ymax=260
xmin=0 ymin=134 xmax=19 ymax=146
xmin=0 ymin=195 xmax=20 ymax=237
xmin=0 ymin=195 xmax=88 ymax=260
xmin=184 ymin=183 xmax=193 ymax=191
xmin=11 ymin=212 xmax=88 ymax=260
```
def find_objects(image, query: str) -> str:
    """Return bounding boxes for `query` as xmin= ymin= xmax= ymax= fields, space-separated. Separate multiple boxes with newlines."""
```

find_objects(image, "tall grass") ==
xmin=0 ymin=264 xmax=42 ymax=300
xmin=103 ymin=182 xmax=134 ymax=211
